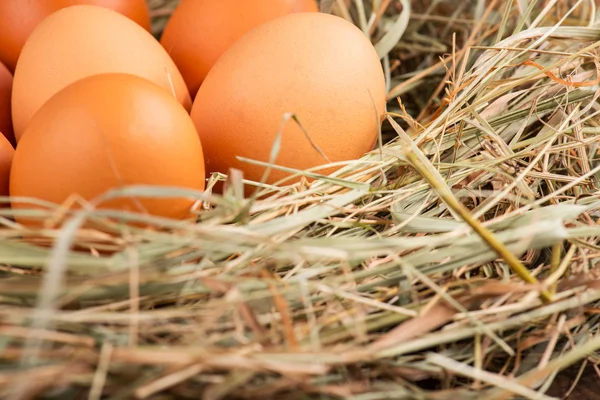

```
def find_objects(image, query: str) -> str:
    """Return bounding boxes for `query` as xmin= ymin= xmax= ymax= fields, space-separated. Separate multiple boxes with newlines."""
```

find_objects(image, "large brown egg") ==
xmin=11 ymin=5 xmax=190 ymax=142
xmin=190 ymin=12 xmax=386 ymax=192
xmin=0 ymin=61 xmax=14 ymax=146
xmin=0 ymin=0 xmax=151 ymax=72
xmin=160 ymin=0 xmax=318 ymax=98
xmin=10 ymin=73 xmax=205 ymax=227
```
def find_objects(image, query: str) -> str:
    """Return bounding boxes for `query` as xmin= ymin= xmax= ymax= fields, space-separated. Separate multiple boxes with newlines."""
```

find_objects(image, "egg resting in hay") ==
xmin=0 ymin=0 xmax=151 ymax=72
xmin=11 ymin=4 xmax=190 ymax=142
xmin=190 ymin=12 xmax=387 ymax=194
xmin=10 ymin=73 xmax=205 ymax=228
xmin=160 ymin=0 xmax=319 ymax=99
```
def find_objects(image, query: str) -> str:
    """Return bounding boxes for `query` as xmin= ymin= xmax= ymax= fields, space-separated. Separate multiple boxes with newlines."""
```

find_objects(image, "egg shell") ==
xmin=0 ymin=0 xmax=151 ymax=72
xmin=0 ymin=61 xmax=15 ymax=146
xmin=11 ymin=5 xmax=190 ymax=142
xmin=0 ymin=134 xmax=14 ymax=199
xmin=160 ymin=0 xmax=318 ymax=98
xmin=10 ymin=73 xmax=205 ymax=227
xmin=190 ymin=12 xmax=386 ymax=192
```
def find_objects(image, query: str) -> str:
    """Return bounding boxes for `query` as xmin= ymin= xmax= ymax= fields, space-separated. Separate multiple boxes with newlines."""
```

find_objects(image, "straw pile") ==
xmin=1 ymin=0 xmax=600 ymax=399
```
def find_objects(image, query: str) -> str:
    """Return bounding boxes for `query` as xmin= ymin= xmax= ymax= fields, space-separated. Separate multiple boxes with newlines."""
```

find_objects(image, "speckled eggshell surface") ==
xmin=190 ymin=12 xmax=387 ymax=190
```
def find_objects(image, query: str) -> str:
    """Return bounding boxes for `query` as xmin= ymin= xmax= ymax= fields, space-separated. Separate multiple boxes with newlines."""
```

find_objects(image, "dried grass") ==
xmin=2 ymin=0 xmax=600 ymax=399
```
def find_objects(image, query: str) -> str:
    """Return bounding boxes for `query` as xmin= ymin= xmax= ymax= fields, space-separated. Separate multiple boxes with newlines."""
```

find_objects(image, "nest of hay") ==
xmin=2 ymin=0 xmax=600 ymax=399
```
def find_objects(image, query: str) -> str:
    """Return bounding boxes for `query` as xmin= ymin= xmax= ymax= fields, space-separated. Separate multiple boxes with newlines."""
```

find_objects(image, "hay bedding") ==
xmin=2 ymin=0 xmax=600 ymax=399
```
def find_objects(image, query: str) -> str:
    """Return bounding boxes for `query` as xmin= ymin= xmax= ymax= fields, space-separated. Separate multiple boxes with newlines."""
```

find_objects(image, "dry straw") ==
xmin=2 ymin=0 xmax=600 ymax=399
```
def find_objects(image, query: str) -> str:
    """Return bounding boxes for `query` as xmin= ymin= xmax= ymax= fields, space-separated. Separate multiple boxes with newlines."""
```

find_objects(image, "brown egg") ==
xmin=10 ymin=73 xmax=205 ymax=227
xmin=160 ymin=0 xmax=318 ymax=98
xmin=0 ymin=134 xmax=14 ymax=199
xmin=12 ymin=5 xmax=190 ymax=142
xmin=190 ymin=12 xmax=386 ymax=193
xmin=0 ymin=61 xmax=15 ymax=146
xmin=0 ymin=0 xmax=151 ymax=72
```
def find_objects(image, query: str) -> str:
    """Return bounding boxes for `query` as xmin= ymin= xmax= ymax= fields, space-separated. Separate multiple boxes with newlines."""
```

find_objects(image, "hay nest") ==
xmin=2 ymin=0 xmax=600 ymax=399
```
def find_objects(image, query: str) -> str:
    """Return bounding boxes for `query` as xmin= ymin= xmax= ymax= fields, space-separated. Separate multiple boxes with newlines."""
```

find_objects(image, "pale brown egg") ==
xmin=190 ymin=12 xmax=387 ymax=193
xmin=0 ymin=0 xmax=151 ymax=72
xmin=11 ymin=5 xmax=191 ymax=142
xmin=10 ymin=73 xmax=205 ymax=227
xmin=160 ymin=0 xmax=318 ymax=98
